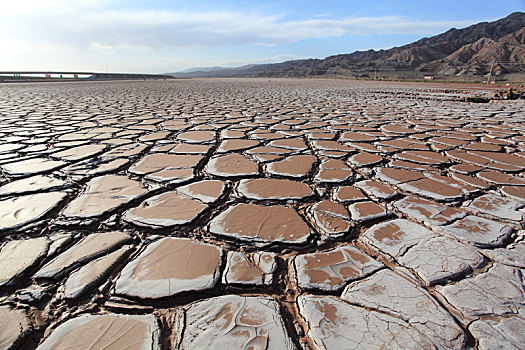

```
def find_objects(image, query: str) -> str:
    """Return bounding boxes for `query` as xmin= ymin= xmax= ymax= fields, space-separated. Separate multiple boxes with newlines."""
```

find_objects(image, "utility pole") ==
xmin=374 ymin=68 xmax=377 ymax=81
xmin=486 ymin=60 xmax=494 ymax=84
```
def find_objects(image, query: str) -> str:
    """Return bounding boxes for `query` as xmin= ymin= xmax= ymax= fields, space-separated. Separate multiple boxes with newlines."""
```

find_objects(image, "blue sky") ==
xmin=0 ymin=0 xmax=523 ymax=73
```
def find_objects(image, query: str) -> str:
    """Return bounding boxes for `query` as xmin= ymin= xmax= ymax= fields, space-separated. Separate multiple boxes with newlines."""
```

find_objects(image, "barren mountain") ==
xmin=170 ymin=12 xmax=525 ymax=78
xmin=424 ymin=27 xmax=525 ymax=75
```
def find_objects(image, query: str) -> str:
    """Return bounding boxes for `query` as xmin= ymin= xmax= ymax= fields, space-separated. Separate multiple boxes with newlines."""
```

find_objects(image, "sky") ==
xmin=0 ymin=0 xmax=523 ymax=73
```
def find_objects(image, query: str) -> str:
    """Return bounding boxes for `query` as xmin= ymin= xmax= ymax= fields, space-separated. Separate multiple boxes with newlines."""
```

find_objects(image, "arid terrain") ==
xmin=0 ymin=78 xmax=524 ymax=349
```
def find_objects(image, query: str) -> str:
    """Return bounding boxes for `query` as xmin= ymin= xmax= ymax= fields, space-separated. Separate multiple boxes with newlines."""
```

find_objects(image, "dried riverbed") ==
xmin=0 ymin=78 xmax=524 ymax=349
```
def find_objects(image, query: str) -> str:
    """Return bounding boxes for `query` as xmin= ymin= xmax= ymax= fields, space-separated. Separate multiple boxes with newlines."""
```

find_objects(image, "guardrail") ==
xmin=0 ymin=71 xmax=171 ymax=80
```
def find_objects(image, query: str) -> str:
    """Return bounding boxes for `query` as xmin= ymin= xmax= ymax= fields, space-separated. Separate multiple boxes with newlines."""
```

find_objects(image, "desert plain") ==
xmin=0 ymin=78 xmax=524 ymax=349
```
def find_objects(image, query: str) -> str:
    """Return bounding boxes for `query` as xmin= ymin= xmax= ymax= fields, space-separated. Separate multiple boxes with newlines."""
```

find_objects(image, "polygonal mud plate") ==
xmin=209 ymin=203 xmax=311 ymax=246
xmin=174 ymin=295 xmax=295 ymax=349
xmin=37 ymin=313 xmax=160 ymax=350
xmin=115 ymin=237 xmax=223 ymax=298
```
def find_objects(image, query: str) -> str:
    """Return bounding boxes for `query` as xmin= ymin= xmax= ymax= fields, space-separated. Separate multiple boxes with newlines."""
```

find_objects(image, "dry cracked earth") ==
xmin=0 ymin=78 xmax=524 ymax=350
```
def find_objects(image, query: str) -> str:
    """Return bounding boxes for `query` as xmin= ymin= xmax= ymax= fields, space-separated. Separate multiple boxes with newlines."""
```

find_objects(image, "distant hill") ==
xmin=178 ymin=66 xmax=224 ymax=73
xmin=169 ymin=12 xmax=525 ymax=79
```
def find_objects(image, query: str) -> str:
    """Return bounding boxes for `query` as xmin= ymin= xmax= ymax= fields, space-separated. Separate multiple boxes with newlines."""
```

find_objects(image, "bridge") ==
xmin=0 ymin=71 xmax=171 ymax=81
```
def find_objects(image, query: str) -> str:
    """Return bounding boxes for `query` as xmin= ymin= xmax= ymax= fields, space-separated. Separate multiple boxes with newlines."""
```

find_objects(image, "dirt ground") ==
xmin=0 ymin=78 xmax=524 ymax=349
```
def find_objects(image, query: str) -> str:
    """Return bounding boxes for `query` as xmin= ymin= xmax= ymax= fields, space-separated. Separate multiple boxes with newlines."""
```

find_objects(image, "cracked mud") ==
xmin=0 ymin=78 xmax=524 ymax=349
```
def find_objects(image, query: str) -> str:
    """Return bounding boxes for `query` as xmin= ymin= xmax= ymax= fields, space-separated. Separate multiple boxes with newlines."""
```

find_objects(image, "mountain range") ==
xmin=168 ymin=12 xmax=525 ymax=79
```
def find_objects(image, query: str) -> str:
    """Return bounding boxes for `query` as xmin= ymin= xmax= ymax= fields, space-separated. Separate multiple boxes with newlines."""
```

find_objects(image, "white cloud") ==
xmin=0 ymin=1 xmax=477 ymax=51
xmin=0 ymin=1 xmax=489 ymax=72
